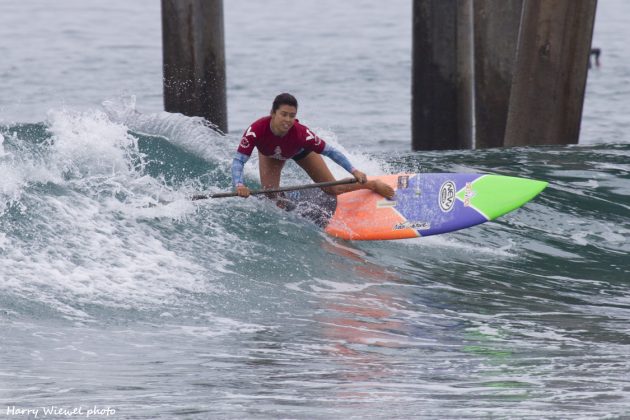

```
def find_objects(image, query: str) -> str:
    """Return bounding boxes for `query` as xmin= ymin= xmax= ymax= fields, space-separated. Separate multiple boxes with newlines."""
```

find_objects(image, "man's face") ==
xmin=270 ymin=104 xmax=297 ymax=136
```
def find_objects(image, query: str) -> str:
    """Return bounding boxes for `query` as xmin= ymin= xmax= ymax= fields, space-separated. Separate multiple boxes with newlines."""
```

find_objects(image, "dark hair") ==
xmin=272 ymin=93 xmax=298 ymax=112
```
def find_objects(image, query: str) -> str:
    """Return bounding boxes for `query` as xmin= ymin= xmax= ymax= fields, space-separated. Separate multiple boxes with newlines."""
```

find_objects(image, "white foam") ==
xmin=177 ymin=314 xmax=267 ymax=337
xmin=387 ymin=233 xmax=516 ymax=258
xmin=0 ymin=231 xmax=9 ymax=251
xmin=0 ymin=131 xmax=61 ymax=217
xmin=565 ymin=219 xmax=629 ymax=249
xmin=310 ymin=126 xmax=390 ymax=178
xmin=102 ymin=95 xmax=232 ymax=162
xmin=0 ymin=194 xmax=212 ymax=317
xmin=0 ymin=132 xmax=6 ymax=157
xmin=47 ymin=108 xmax=137 ymax=178
xmin=102 ymin=95 xmax=268 ymax=189
xmin=309 ymin=278 xmax=377 ymax=293
xmin=0 ymin=107 xmax=244 ymax=318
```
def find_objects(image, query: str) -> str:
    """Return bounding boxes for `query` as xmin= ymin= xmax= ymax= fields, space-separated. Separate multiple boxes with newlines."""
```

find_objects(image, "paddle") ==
xmin=191 ymin=178 xmax=358 ymax=200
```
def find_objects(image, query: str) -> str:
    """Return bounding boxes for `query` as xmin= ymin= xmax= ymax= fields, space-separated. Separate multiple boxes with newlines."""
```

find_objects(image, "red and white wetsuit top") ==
xmin=237 ymin=116 xmax=326 ymax=160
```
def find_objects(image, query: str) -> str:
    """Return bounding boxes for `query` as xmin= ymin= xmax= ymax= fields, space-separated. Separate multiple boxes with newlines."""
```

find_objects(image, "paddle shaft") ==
xmin=191 ymin=178 xmax=358 ymax=200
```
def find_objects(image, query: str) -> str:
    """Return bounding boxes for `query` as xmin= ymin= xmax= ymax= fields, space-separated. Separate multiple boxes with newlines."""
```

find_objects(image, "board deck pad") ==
xmin=288 ymin=173 xmax=547 ymax=241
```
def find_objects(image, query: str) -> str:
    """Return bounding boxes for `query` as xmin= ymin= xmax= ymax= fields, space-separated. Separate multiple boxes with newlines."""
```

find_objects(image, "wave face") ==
xmin=1 ymin=100 xmax=628 ymax=418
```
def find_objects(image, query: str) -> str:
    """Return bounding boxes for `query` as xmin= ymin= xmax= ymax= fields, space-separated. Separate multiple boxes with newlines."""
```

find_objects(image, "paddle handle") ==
xmin=191 ymin=178 xmax=358 ymax=200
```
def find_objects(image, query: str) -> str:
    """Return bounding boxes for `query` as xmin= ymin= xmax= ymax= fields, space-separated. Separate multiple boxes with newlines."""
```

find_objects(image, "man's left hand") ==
xmin=352 ymin=170 xmax=368 ymax=184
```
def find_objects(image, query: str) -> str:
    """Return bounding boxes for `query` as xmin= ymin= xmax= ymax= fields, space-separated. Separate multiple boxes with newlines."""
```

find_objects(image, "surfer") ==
xmin=231 ymin=93 xmax=395 ymax=200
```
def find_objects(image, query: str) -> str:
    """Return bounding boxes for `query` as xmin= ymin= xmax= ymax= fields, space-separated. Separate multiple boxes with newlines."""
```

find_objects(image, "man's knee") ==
xmin=321 ymin=186 xmax=339 ymax=196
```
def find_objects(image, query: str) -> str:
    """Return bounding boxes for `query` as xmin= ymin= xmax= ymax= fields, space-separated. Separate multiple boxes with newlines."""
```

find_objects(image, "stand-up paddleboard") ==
xmin=288 ymin=173 xmax=547 ymax=240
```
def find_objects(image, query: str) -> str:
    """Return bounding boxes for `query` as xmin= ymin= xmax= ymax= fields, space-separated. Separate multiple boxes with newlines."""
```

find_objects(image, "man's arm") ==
xmin=320 ymin=144 xmax=354 ymax=173
xmin=320 ymin=144 xmax=367 ymax=183
xmin=232 ymin=152 xmax=251 ymax=197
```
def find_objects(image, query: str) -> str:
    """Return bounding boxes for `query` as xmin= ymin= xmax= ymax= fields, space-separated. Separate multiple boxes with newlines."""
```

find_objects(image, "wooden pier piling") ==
xmin=473 ymin=0 xmax=523 ymax=149
xmin=504 ymin=0 xmax=597 ymax=147
xmin=161 ymin=0 xmax=228 ymax=133
xmin=412 ymin=0 xmax=474 ymax=151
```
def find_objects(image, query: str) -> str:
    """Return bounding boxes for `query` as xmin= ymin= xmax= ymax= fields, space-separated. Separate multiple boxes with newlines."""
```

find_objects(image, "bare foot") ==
xmin=369 ymin=180 xmax=395 ymax=199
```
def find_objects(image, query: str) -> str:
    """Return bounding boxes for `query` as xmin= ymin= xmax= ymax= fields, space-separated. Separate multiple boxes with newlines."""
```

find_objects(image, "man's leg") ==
xmin=258 ymin=154 xmax=286 ymax=198
xmin=296 ymin=153 xmax=394 ymax=198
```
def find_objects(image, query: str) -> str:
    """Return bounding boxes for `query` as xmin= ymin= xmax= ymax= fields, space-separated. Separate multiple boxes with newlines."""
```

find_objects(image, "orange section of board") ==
xmin=324 ymin=174 xmax=419 ymax=240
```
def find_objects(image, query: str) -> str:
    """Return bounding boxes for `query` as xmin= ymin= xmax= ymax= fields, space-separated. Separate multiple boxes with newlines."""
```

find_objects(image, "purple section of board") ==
xmin=395 ymin=174 xmax=488 ymax=236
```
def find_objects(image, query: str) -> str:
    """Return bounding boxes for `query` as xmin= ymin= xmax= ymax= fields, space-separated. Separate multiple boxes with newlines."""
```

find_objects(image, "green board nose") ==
xmin=456 ymin=175 xmax=548 ymax=220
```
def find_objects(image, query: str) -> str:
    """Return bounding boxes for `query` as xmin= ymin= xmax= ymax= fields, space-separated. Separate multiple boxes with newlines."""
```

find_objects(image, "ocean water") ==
xmin=1 ymin=1 xmax=629 ymax=419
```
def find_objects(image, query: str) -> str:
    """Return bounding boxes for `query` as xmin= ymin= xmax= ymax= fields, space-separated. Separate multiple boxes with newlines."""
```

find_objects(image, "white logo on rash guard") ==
xmin=245 ymin=126 xmax=257 ymax=138
xmin=272 ymin=146 xmax=286 ymax=160
xmin=239 ymin=126 xmax=257 ymax=149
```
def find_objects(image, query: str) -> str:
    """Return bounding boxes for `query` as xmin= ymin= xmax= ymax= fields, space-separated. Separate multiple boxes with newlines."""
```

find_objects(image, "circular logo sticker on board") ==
xmin=439 ymin=181 xmax=456 ymax=212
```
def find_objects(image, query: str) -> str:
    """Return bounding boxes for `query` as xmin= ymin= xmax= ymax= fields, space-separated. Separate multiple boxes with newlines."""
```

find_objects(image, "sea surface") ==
xmin=1 ymin=1 xmax=629 ymax=419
